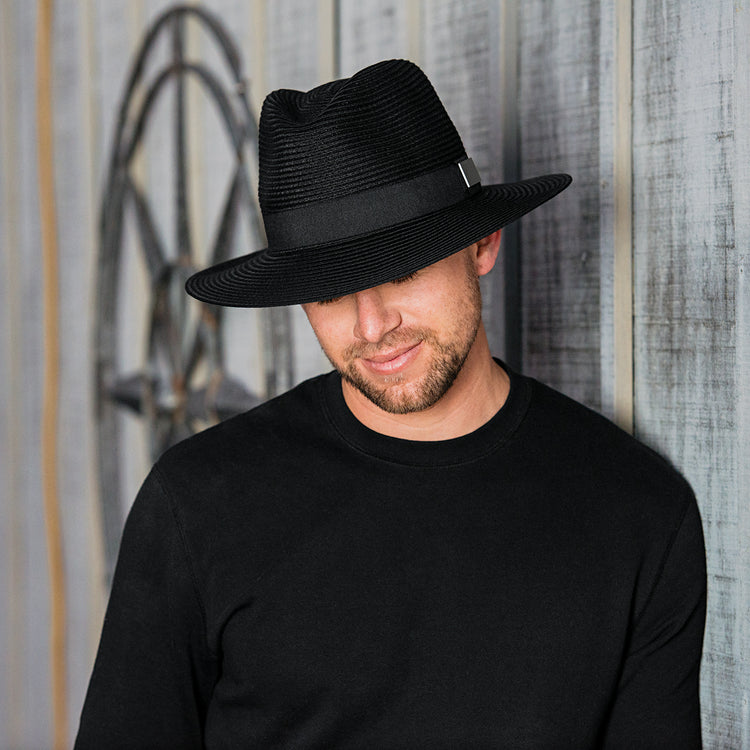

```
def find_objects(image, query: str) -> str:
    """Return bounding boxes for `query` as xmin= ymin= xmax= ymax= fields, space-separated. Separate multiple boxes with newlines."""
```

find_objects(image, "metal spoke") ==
xmin=122 ymin=61 xmax=248 ymax=167
xmin=107 ymin=372 xmax=148 ymax=415
xmin=150 ymin=276 xmax=184 ymax=377
xmin=183 ymin=311 xmax=217 ymax=383
xmin=126 ymin=176 xmax=169 ymax=282
xmin=208 ymin=166 xmax=242 ymax=268
xmin=172 ymin=14 xmax=192 ymax=265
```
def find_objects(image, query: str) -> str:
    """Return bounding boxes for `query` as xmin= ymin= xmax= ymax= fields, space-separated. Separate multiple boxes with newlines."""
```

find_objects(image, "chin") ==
xmin=344 ymin=362 xmax=461 ymax=415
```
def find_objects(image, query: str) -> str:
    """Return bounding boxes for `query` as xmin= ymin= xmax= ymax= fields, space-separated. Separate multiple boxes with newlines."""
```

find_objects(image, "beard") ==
xmin=325 ymin=259 xmax=483 ymax=414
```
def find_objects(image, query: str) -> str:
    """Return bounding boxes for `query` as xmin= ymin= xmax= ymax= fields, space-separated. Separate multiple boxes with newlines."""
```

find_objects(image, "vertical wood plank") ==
xmin=264 ymin=0 xmax=335 ymax=387
xmin=611 ymin=0 xmax=633 ymax=432
xmin=734 ymin=6 xmax=750 ymax=747
xmin=493 ymin=0 xmax=519 ymax=366
xmin=318 ymin=0 xmax=336 ymax=82
xmin=38 ymin=0 xmax=68 ymax=740
xmin=265 ymin=0 xmax=329 ymax=92
xmin=422 ymin=1 xmax=494 ymax=196
xmin=406 ymin=0 xmax=421 ymax=65
xmin=10 ymin=1 xmax=54 ymax=746
xmin=0 ymin=5 xmax=28 ymax=747
xmin=597 ymin=0 xmax=616 ymax=421
xmin=518 ymin=0 xmax=602 ymax=409
xmin=338 ymin=0 xmax=413 ymax=76
xmin=421 ymin=0 xmax=508 ymax=355
xmin=248 ymin=0 xmax=267 ymax=117
xmin=77 ymin=0 xmax=110 ymax=729
xmin=597 ymin=0 xmax=633 ymax=431
xmin=631 ymin=0 xmax=742 ymax=743
xmin=52 ymin=1 xmax=105 ymax=743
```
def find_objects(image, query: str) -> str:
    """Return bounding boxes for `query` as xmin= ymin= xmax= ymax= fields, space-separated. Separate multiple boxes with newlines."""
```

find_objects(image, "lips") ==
xmin=360 ymin=341 xmax=423 ymax=376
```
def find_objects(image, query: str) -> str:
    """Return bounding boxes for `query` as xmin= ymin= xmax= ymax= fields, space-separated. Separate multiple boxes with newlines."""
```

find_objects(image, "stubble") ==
xmin=328 ymin=258 xmax=483 ymax=414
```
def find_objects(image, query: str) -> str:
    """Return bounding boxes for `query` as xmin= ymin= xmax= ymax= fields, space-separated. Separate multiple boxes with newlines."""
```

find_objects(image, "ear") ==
xmin=473 ymin=229 xmax=502 ymax=277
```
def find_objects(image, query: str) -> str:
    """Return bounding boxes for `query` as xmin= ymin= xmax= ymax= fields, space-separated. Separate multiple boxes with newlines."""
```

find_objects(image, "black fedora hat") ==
xmin=186 ymin=59 xmax=571 ymax=308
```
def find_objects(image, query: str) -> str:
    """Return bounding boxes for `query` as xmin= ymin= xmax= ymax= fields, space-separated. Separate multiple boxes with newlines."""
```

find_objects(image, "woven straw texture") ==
xmin=259 ymin=60 xmax=466 ymax=212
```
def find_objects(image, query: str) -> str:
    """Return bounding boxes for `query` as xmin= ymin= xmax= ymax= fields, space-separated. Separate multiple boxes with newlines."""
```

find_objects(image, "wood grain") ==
xmin=733 ymin=4 xmax=750 ymax=747
xmin=265 ymin=0 xmax=332 ymax=389
xmin=52 ymin=1 xmax=107 ymax=738
xmin=422 ymin=0 xmax=509 ymax=354
xmin=7 ymin=3 xmax=53 ymax=747
xmin=37 ymin=1 xmax=69 ymax=744
xmin=631 ymin=0 xmax=744 ymax=743
xmin=338 ymin=0 xmax=412 ymax=77
xmin=518 ymin=0 xmax=603 ymax=410
xmin=0 ymin=4 xmax=27 ymax=746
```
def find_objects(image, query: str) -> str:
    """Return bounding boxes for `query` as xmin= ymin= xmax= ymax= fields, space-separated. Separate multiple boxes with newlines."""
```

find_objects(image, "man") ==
xmin=76 ymin=59 xmax=706 ymax=748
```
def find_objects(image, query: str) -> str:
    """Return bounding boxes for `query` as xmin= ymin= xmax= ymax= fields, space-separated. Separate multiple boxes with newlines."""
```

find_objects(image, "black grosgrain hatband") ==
xmin=263 ymin=158 xmax=481 ymax=250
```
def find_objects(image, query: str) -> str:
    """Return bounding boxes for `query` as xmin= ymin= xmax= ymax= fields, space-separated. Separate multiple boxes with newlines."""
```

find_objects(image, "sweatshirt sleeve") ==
xmin=603 ymin=489 xmax=707 ymax=749
xmin=74 ymin=465 xmax=218 ymax=749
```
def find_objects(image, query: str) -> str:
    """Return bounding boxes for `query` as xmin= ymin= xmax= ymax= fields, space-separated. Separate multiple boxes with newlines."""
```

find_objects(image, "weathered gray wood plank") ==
xmin=422 ymin=0 xmax=510 ymax=356
xmin=423 ymin=0 xmax=494 ymax=201
xmin=52 ymin=2 xmax=102 ymax=743
xmin=631 ymin=0 xmax=743 ymax=744
xmin=733 ymin=6 xmax=750 ymax=749
xmin=265 ymin=0 xmax=334 ymax=387
xmin=490 ymin=0 xmax=521 ymax=366
xmin=338 ymin=0 xmax=413 ymax=77
xmin=596 ymin=0 xmax=617 ymax=423
xmin=518 ymin=0 xmax=602 ymax=409
xmin=0 ymin=5 xmax=30 ymax=746
xmin=5 ymin=3 xmax=54 ymax=746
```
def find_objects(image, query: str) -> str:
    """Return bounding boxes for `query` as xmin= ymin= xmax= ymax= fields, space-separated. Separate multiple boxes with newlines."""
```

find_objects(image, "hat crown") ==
xmin=258 ymin=59 xmax=467 ymax=214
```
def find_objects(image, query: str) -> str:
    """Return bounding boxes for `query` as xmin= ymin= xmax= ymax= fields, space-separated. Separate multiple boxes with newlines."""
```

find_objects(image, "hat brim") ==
xmin=185 ymin=173 xmax=571 ymax=308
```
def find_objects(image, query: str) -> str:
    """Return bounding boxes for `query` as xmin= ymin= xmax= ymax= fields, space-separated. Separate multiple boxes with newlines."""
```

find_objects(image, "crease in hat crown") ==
xmin=258 ymin=59 xmax=468 ymax=217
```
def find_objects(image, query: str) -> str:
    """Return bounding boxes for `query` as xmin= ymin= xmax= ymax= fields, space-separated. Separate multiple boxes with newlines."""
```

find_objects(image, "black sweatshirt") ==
xmin=75 ymin=365 xmax=706 ymax=749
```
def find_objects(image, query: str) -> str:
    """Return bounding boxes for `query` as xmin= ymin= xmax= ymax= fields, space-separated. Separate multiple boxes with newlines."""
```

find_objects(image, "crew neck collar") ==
xmin=318 ymin=359 xmax=531 ymax=467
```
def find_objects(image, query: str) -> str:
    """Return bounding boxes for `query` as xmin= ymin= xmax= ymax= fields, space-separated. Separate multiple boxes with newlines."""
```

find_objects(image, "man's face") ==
xmin=302 ymin=247 xmax=484 ymax=414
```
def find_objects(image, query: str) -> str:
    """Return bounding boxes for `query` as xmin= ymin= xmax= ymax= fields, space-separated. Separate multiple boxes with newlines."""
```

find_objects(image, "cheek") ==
xmin=303 ymin=308 xmax=350 ymax=356
xmin=414 ymin=287 xmax=462 ymax=327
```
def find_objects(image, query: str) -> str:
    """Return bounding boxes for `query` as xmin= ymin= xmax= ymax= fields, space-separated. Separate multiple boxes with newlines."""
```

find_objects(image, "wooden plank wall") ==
xmin=422 ymin=0 xmax=509 ymax=356
xmin=519 ymin=1 xmax=749 ymax=745
xmin=631 ymin=1 xmax=748 ymax=744
xmin=0 ymin=4 xmax=21 ymax=741
xmin=52 ymin=0 xmax=100 ymax=739
xmin=1 ymin=5 xmax=53 ymax=747
xmin=519 ymin=1 xmax=605 ymax=411
xmin=735 ymin=6 xmax=750 ymax=750
xmin=0 ymin=1 xmax=746 ymax=747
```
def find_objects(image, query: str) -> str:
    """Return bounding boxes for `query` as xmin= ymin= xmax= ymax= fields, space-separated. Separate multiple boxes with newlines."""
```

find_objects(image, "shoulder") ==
xmin=513 ymin=375 xmax=704 ymax=619
xmin=156 ymin=372 xmax=329 ymax=477
xmin=139 ymin=372 xmax=340 ymax=529
xmin=526 ymin=376 xmax=689 ymax=480
xmin=518 ymin=374 xmax=697 ymax=530
xmin=130 ymin=372 xmax=341 ymax=616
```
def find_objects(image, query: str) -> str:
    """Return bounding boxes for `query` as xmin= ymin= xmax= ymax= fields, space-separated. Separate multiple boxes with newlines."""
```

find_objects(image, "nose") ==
xmin=352 ymin=287 xmax=401 ymax=343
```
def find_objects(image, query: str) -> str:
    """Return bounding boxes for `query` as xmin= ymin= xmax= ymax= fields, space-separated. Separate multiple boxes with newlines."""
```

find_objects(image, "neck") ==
xmin=341 ymin=324 xmax=510 ymax=441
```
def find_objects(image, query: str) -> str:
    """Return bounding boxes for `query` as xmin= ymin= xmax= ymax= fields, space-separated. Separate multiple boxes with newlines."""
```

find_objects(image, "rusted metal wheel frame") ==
xmin=95 ymin=5 xmax=291 ymax=582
